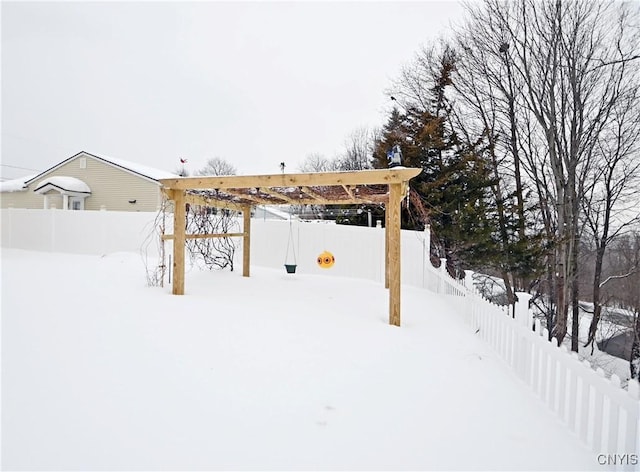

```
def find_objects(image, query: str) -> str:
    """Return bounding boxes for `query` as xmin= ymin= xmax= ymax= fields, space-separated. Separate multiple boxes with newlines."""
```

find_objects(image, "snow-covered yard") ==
xmin=2 ymin=249 xmax=598 ymax=470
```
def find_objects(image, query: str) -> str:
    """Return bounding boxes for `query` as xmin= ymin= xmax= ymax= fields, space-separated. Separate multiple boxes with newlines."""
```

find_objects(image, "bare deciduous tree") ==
xmin=449 ymin=14 xmax=533 ymax=306
xmin=174 ymin=166 xmax=190 ymax=177
xmin=337 ymin=127 xmax=374 ymax=171
xmin=196 ymin=157 xmax=237 ymax=176
xmin=298 ymin=153 xmax=338 ymax=173
xmin=583 ymin=80 xmax=640 ymax=349
xmin=295 ymin=153 xmax=339 ymax=218
xmin=458 ymin=0 xmax=640 ymax=351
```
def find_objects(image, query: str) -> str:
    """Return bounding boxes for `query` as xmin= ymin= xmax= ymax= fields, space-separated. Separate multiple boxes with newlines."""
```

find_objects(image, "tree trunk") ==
xmin=571 ymin=277 xmax=580 ymax=352
xmin=569 ymin=182 xmax=581 ymax=352
xmin=586 ymin=243 xmax=606 ymax=349
xmin=631 ymin=311 xmax=640 ymax=381
xmin=554 ymin=243 xmax=568 ymax=343
xmin=546 ymin=260 xmax=556 ymax=341
xmin=504 ymin=56 xmax=528 ymax=290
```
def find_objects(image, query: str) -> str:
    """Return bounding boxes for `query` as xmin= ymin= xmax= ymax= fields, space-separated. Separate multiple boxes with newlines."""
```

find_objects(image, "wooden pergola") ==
xmin=159 ymin=167 xmax=421 ymax=326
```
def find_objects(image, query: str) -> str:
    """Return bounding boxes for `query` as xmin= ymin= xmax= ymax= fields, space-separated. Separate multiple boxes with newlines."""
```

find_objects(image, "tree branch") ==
xmin=599 ymin=267 xmax=639 ymax=288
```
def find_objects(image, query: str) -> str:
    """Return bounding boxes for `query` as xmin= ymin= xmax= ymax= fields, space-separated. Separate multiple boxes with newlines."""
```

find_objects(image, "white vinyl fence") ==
xmin=0 ymin=208 xmax=159 ymax=255
xmin=1 ymin=208 xmax=638 ymax=467
xmin=0 ymin=209 xmax=428 ymax=283
xmin=428 ymin=263 xmax=640 ymax=471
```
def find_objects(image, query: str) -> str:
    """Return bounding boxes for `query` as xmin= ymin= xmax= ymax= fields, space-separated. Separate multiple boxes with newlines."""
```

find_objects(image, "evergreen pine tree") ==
xmin=373 ymin=52 xmax=499 ymax=275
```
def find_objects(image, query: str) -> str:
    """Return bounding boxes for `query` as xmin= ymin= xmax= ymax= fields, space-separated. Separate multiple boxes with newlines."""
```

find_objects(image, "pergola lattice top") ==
xmin=183 ymin=184 xmax=389 ymax=207
xmin=159 ymin=167 xmax=421 ymax=208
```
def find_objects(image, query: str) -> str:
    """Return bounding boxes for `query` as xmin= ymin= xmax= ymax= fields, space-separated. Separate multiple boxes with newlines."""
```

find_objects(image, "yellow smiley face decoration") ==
xmin=317 ymin=251 xmax=335 ymax=269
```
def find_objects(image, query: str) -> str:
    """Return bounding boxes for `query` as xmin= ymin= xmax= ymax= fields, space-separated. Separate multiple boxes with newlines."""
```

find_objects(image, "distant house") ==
xmin=253 ymin=205 xmax=294 ymax=221
xmin=598 ymin=330 xmax=634 ymax=361
xmin=0 ymin=151 xmax=178 ymax=212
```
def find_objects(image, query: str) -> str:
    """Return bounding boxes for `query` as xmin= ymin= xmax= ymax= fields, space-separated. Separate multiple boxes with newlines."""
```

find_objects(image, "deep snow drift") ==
xmin=1 ymin=249 xmax=597 ymax=470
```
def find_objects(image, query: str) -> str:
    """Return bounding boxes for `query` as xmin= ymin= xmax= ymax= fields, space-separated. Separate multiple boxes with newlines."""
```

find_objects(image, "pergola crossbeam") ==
xmin=159 ymin=168 xmax=421 ymax=190
xmin=162 ymin=233 xmax=245 ymax=241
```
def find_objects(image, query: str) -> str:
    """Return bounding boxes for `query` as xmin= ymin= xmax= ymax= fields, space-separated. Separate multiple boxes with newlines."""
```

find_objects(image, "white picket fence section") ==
xmin=427 ymin=263 xmax=640 ymax=470
xmin=1 ymin=208 xmax=638 ymax=466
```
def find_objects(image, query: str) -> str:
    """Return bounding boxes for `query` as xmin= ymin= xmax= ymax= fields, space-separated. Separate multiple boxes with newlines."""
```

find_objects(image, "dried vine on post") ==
xmin=185 ymin=204 xmax=239 ymax=271
xmin=141 ymin=198 xmax=170 ymax=287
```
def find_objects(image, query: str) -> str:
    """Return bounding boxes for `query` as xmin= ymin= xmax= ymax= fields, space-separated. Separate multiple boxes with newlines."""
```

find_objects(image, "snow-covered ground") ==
xmin=2 ymin=249 xmax=599 ymax=470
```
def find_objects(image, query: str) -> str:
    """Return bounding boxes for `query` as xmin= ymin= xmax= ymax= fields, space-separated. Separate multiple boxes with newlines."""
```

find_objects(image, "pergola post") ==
xmin=388 ymin=183 xmax=402 ymax=326
xmin=172 ymin=190 xmax=186 ymax=295
xmin=242 ymin=204 xmax=251 ymax=277
xmin=385 ymin=203 xmax=390 ymax=289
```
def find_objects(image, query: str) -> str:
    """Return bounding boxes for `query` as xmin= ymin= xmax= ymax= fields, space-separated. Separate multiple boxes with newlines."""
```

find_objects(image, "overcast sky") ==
xmin=1 ymin=1 xmax=465 ymax=180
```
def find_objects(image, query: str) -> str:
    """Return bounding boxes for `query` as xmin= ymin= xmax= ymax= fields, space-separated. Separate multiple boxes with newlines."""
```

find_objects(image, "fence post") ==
xmin=462 ymin=270 xmax=474 ymax=324
xmin=515 ymin=292 xmax=533 ymax=328
xmin=50 ymin=207 xmax=56 ymax=252
xmin=100 ymin=206 xmax=108 ymax=255
xmin=464 ymin=270 xmax=474 ymax=291
xmin=422 ymin=225 xmax=431 ymax=289
xmin=514 ymin=292 xmax=534 ymax=382
xmin=439 ymin=258 xmax=447 ymax=294
xmin=7 ymin=206 xmax=13 ymax=248
xmin=424 ymin=224 xmax=430 ymax=259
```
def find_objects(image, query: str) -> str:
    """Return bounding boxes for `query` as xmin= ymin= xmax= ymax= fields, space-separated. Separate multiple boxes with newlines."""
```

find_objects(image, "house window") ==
xmin=79 ymin=157 xmax=86 ymax=169
xmin=70 ymin=197 xmax=84 ymax=210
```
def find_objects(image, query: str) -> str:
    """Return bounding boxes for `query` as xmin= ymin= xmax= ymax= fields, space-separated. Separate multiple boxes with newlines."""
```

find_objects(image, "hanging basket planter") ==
xmin=284 ymin=216 xmax=298 ymax=275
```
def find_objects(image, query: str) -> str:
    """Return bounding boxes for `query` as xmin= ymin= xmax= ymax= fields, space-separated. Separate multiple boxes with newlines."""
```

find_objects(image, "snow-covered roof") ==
xmin=0 ymin=175 xmax=36 ymax=193
xmin=24 ymin=151 xmax=179 ymax=186
xmin=94 ymin=153 xmax=179 ymax=181
xmin=34 ymin=176 xmax=91 ymax=194
xmin=255 ymin=205 xmax=295 ymax=220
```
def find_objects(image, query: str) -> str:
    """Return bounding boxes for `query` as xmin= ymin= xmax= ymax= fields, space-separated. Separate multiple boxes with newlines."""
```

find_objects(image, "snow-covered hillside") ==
xmin=1 ymin=249 xmax=596 ymax=470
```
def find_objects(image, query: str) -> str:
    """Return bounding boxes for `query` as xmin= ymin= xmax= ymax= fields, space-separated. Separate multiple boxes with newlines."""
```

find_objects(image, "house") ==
xmin=598 ymin=330 xmax=635 ymax=361
xmin=0 ymin=151 xmax=178 ymax=212
xmin=252 ymin=205 xmax=294 ymax=220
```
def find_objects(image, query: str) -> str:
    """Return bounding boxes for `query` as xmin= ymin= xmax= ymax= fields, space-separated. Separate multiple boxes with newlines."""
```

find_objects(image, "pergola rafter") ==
xmin=160 ymin=167 xmax=421 ymax=326
xmin=299 ymin=186 xmax=331 ymax=203
xmin=223 ymin=188 xmax=275 ymax=205
xmin=258 ymin=187 xmax=299 ymax=204
xmin=342 ymin=185 xmax=356 ymax=200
